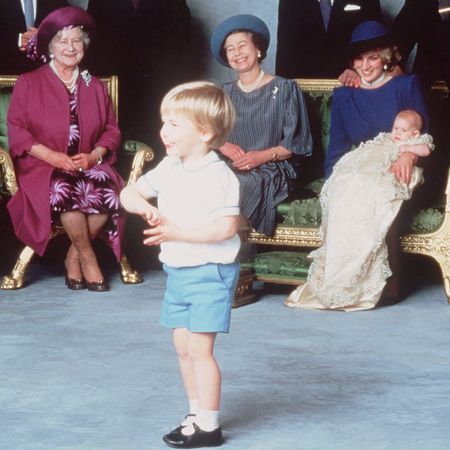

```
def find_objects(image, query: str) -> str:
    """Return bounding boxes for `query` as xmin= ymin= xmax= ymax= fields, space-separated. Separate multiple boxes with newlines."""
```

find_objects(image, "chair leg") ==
xmin=233 ymin=267 xmax=257 ymax=308
xmin=438 ymin=258 xmax=450 ymax=304
xmin=119 ymin=254 xmax=143 ymax=284
xmin=0 ymin=245 xmax=35 ymax=289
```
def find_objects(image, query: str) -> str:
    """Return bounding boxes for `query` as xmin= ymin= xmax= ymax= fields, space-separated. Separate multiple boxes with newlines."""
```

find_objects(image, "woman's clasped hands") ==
xmin=219 ymin=142 xmax=266 ymax=171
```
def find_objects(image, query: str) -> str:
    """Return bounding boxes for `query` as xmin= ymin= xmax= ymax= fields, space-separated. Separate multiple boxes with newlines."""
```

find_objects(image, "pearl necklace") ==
xmin=50 ymin=60 xmax=79 ymax=92
xmin=237 ymin=70 xmax=265 ymax=93
xmin=361 ymin=71 xmax=386 ymax=88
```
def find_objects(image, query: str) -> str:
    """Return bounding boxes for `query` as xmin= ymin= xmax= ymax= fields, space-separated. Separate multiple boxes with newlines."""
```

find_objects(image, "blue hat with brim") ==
xmin=348 ymin=21 xmax=392 ymax=59
xmin=210 ymin=14 xmax=270 ymax=67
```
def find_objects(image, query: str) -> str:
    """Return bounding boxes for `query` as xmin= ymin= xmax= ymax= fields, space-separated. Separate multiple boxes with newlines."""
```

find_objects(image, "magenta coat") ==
xmin=7 ymin=64 xmax=124 ymax=259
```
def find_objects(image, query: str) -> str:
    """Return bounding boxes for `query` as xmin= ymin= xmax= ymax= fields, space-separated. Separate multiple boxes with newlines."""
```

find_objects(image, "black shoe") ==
xmin=162 ymin=423 xmax=222 ymax=448
xmin=164 ymin=414 xmax=197 ymax=441
xmin=86 ymin=280 xmax=109 ymax=292
xmin=65 ymin=275 xmax=86 ymax=290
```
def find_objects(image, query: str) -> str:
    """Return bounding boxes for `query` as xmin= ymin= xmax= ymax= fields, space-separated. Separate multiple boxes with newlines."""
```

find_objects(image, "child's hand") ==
xmin=390 ymin=153 xmax=415 ymax=184
xmin=142 ymin=217 xmax=178 ymax=246
xmin=141 ymin=205 xmax=161 ymax=225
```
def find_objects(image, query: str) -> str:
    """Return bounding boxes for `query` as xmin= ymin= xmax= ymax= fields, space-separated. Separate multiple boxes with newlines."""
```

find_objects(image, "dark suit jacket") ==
xmin=392 ymin=0 xmax=441 ymax=89
xmin=276 ymin=0 xmax=382 ymax=78
xmin=0 ymin=0 xmax=69 ymax=74
xmin=85 ymin=0 xmax=191 ymax=144
xmin=86 ymin=0 xmax=190 ymax=77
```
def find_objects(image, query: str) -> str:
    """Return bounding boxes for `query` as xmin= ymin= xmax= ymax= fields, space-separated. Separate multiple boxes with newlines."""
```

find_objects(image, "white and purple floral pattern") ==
xmin=50 ymin=85 xmax=121 ymax=247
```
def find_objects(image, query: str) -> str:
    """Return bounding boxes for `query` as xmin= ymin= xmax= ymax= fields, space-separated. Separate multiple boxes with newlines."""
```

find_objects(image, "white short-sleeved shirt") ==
xmin=136 ymin=151 xmax=241 ymax=267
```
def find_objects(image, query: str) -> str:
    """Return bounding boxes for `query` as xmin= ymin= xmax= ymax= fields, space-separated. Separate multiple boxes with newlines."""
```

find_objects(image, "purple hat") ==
xmin=36 ymin=6 xmax=95 ymax=59
xmin=348 ymin=21 xmax=392 ymax=59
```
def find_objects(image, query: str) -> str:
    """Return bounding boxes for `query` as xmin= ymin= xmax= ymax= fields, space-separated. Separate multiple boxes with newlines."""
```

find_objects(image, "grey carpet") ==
xmin=1 ymin=265 xmax=449 ymax=450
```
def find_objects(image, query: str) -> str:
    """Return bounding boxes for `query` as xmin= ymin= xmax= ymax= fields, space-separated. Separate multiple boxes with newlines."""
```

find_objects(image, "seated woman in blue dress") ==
xmin=210 ymin=15 xmax=313 ymax=236
xmin=325 ymin=21 xmax=429 ymax=179
xmin=286 ymin=21 xmax=430 ymax=310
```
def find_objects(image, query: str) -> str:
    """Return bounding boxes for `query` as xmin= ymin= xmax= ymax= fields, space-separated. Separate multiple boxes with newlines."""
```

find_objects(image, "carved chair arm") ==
xmin=446 ymin=166 xmax=450 ymax=213
xmin=122 ymin=140 xmax=155 ymax=186
xmin=0 ymin=146 xmax=18 ymax=196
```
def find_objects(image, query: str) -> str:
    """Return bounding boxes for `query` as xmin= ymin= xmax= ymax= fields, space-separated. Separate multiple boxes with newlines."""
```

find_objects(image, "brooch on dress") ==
xmin=81 ymin=70 xmax=92 ymax=87
xmin=272 ymin=86 xmax=279 ymax=99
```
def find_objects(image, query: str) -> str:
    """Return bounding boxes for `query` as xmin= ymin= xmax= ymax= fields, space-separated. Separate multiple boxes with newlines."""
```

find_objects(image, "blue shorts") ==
xmin=160 ymin=262 xmax=240 ymax=333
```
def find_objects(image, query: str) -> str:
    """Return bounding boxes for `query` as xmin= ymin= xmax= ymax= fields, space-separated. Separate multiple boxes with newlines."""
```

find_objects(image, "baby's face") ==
xmin=391 ymin=116 xmax=419 ymax=142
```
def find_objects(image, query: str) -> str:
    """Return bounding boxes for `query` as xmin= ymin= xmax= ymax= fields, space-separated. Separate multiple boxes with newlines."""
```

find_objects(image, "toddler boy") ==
xmin=120 ymin=81 xmax=240 ymax=448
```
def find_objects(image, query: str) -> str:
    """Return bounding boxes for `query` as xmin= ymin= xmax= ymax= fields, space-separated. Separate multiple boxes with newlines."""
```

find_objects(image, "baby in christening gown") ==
xmin=285 ymin=110 xmax=434 ymax=312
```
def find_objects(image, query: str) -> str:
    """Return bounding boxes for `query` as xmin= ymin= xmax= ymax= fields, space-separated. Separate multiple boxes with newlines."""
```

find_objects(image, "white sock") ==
xmin=189 ymin=399 xmax=199 ymax=415
xmin=181 ymin=410 xmax=220 ymax=436
xmin=180 ymin=399 xmax=198 ymax=426
xmin=195 ymin=409 xmax=220 ymax=432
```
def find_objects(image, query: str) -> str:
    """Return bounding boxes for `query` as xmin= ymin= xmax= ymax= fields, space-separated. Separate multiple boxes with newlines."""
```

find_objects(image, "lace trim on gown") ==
xmin=285 ymin=132 xmax=434 ymax=311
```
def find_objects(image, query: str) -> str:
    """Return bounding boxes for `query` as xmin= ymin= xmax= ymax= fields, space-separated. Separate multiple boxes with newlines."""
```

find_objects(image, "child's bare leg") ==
xmin=188 ymin=332 xmax=220 ymax=410
xmin=185 ymin=331 xmax=221 ymax=433
xmin=173 ymin=328 xmax=198 ymax=423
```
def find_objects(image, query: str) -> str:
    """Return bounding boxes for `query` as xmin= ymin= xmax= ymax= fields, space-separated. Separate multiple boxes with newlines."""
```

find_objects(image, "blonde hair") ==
xmin=160 ymin=81 xmax=236 ymax=149
xmin=350 ymin=46 xmax=402 ymax=73
xmin=396 ymin=109 xmax=423 ymax=131
xmin=378 ymin=47 xmax=402 ymax=73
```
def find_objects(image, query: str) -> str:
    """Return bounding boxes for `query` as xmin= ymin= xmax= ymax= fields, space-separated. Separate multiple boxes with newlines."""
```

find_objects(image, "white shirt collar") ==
xmin=178 ymin=150 xmax=221 ymax=172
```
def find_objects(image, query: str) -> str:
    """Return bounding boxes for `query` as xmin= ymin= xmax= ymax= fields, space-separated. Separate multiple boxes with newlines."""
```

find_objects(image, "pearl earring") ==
xmin=257 ymin=52 xmax=261 ymax=58
xmin=49 ymin=53 xmax=54 ymax=59
xmin=383 ymin=64 xmax=388 ymax=71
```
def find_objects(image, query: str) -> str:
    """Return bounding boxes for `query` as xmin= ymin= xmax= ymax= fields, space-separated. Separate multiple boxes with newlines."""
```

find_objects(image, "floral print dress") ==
xmin=49 ymin=85 xmax=121 ymax=248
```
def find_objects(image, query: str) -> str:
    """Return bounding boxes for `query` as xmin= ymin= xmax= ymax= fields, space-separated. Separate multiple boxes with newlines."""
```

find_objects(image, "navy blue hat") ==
xmin=210 ymin=14 xmax=270 ymax=67
xmin=348 ymin=21 xmax=392 ymax=58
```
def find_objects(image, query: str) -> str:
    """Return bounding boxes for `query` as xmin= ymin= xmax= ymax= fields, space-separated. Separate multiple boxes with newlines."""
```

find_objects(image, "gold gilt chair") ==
xmin=0 ymin=74 xmax=155 ymax=289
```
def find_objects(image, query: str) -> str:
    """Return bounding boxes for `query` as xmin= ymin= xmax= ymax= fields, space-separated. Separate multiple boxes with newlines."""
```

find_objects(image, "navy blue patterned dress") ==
xmin=49 ymin=85 xmax=121 ymax=247
xmin=223 ymin=76 xmax=312 ymax=235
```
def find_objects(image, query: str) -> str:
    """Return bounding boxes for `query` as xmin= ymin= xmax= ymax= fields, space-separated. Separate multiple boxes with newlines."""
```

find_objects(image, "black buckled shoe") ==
xmin=164 ymin=414 xmax=197 ymax=442
xmin=162 ymin=423 xmax=223 ymax=448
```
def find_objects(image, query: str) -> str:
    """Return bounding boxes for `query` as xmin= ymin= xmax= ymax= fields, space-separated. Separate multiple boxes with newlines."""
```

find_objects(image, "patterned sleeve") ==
xmin=280 ymin=80 xmax=313 ymax=156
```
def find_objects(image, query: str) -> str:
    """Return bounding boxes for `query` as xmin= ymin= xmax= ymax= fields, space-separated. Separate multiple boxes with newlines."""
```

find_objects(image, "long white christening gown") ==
xmin=285 ymin=132 xmax=434 ymax=311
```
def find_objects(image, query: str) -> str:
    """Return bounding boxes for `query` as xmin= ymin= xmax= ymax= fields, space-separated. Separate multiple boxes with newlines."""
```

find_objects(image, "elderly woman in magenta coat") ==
xmin=7 ymin=7 xmax=123 ymax=292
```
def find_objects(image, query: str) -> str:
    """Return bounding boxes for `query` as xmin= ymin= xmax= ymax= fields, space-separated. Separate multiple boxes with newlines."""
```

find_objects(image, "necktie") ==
xmin=320 ymin=0 xmax=332 ymax=31
xmin=23 ymin=0 xmax=35 ymax=29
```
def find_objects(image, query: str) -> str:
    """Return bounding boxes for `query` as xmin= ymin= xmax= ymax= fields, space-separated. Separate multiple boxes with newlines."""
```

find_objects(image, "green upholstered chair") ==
xmin=0 ymin=75 xmax=155 ymax=289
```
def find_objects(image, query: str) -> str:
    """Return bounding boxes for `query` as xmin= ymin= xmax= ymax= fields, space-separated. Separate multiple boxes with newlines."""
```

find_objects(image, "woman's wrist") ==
xmin=90 ymin=147 xmax=104 ymax=166
xmin=267 ymin=148 xmax=279 ymax=163
xmin=399 ymin=151 xmax=418 ymax=165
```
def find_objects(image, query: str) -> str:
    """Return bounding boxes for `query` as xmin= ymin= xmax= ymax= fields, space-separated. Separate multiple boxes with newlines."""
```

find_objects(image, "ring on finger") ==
xmin=246 ymin=164 xmax=250 ymax=170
